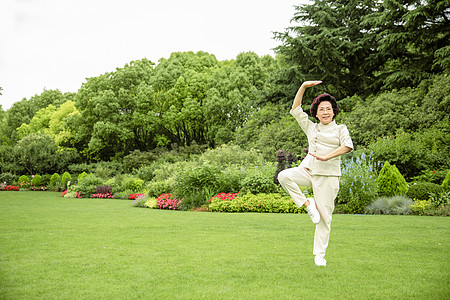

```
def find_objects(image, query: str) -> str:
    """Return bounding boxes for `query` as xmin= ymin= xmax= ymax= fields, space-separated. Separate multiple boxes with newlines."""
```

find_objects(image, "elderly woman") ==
xmin=278 ymin=81 xmax=353 ymax=267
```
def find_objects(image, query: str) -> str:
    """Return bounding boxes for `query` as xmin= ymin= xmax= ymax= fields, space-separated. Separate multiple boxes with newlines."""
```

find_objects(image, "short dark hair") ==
xmin=310 ymin=93 xmax=340 ymax=120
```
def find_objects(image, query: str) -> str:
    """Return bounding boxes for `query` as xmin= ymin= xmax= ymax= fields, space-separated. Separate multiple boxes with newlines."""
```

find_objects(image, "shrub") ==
xmin=76 ymin=174 xmax=104 ymax=197
xmin=442 ymin=169 xmax=450 ymax=191
xmin=78 ymin=172 xmax=88 ymax=183
xmin=175 ymin=162 xmax=220 ymax=197
xmin=31 ymin=174 xmax=42 ymax=186
xmin=197 ymin=144 xmax=264 ymax=166
xmin=41 ymin=174 xmax=51 ymax=187
xmin=147 ymin=179 xmax=176 ymax=197
xmin=145 ymin=197 xmax=158 ymax=209
xmin=178 ymin=187 xmax=216 ymax=211
xmin=129 ymin=193 xmax=145 ymax=200
xmin=63 ymin=190 xmax=82 ymax=198
xmin=122 ymin=150 xmax=157 ymax=173
xmin=132 ymin=195 xmax=149 ymax=207
xmin=428 ymin=190 xmax=450 ymax=208
xmin=410 ymin=169 xmax=447 ymax=185
xmin=18 ymin=175 xmax=30 ymax=185
xmin=18 ymin=175 xmax=30 ymax=189
xmin=68 ymin=161 xmax=122 ymax=178
xmin=406 ymin=182 xmax=445 ymax=201
xmin=410 ymin=200 xmax=431 ymax=215
xmin=91 ymin=193 xmax=113 ymax=199
xmin=49 ymin=173 xmax=61 ymax=190
xmin=377 ymin=161 xmax=408 ymax=196
xmin=3 ymin=185 xmax=20 ymax=191
xmin=336 ymin=153 xmax=379 ymax=214
xmin=121 ymin=177 xmax=145 ymax=193
xmin=61 ymin=172 xmax=72 ymax=189
xmin=216 ymin=164 xmax=245 ymax=193
xmin=112 ymin=190 xmax=135 ymax=200
xmin=0 ymin=173 xmax=16 ymax=185
xmin=133 ymin=165 xmax=156 ymax=182
xmin=208 ymin=193 xmax=304 ymax=213
xmin=366 ymin=132 xmax=427 ymax=180
xmin=241 ymin=162 xmax=278 ymax=194
xmin=365 ymin=196 xmax=413 ymax=215
xmin=156 ymin=193 xmax=182 ymax=210
xmin=241 ymin=172 xmax=278 ymax=194
xmin=94 ymin=185 xmax=112 ymax=194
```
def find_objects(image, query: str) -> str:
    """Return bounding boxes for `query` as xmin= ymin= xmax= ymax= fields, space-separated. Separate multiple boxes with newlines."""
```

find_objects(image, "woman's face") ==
xmin=316 ymin=101 xmax=334 ymax=125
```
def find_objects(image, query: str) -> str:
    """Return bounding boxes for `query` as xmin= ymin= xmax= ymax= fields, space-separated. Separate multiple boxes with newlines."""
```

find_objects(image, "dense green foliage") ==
xmin=377 ymin=161 xmax=408 ymax=196
xmin=442 ymin=170 xmax=450 ymax=191
xmin=209 ymin=193 xmax=301 ymax=213
xmin=407 ymin=182 xmax=445 ymax=201
xmin=0 ymin=0 xmax=448 ymax=211
xmin=273 ymin=0 xmax=449 ymax=100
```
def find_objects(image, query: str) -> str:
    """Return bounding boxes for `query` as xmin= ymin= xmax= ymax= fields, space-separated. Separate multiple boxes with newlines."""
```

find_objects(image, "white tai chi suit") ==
xmin=278 ymin=106 xmax=353 ymax=258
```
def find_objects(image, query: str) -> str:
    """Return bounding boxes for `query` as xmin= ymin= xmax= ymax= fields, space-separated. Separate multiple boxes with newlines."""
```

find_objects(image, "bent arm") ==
xmin=309 ymin=145 xmax=352 ymax=161
xmin=291 ymin=81 xmax=322 ymax=112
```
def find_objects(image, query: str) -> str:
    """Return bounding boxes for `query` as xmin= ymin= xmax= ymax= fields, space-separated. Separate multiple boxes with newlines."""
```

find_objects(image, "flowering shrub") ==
xmin=156 ymin=193 xmax=182 ymax=210
xmin=3 ymin=185 xmax=20 ymax=191
xmin=91 ymin=193 xmax=114 ymax=199
xmin=428 ymin=190 xmax=449 ymax=208
xmin=132 ymin=195 xmax=148 ymax=207
xmin=209 ymin=193 xmax=304 ymax=213
xmin=208 ymin=192 xmax=239 ymax=203
xmin=62 ymin=189 xmax=82 ymax=198
xmin=128 ymin=193 xmax=145 ymax=200
xmin=336 ymin=153 xmax=380 ymax=214
xmin=410 ymin=200 xmax=431 ymax=215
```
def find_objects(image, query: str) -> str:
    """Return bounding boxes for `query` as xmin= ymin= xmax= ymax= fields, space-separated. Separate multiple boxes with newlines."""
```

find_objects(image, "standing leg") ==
xmin=311 ymin=175 xmax=340 ymax=264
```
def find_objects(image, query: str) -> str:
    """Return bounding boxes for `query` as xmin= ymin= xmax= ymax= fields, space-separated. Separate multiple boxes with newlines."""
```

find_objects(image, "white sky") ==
xmin=0 ymin=0 xmax=305 ymax=110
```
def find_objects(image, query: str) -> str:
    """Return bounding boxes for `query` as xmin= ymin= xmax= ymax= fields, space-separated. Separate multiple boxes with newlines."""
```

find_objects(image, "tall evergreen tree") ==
xmin=273 ymin=0 xmax=449 ymax=102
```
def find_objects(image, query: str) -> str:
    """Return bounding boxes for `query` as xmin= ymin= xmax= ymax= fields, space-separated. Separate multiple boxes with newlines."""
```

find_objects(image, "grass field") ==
xmin=0 ymin=192 xmax=449 ymax=299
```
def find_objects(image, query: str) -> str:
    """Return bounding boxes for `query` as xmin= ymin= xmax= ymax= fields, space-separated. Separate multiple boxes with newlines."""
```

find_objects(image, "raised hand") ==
xmin=301 ymin=81 xmax=322 ymax=88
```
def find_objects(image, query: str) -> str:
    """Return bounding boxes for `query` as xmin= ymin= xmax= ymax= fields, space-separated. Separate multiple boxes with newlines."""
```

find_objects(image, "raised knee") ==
xmin=277 ymin=170 xmax=289 ymax=184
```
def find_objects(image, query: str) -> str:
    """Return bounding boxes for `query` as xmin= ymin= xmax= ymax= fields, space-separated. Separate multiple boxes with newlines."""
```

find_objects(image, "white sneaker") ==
xmin=314 ymin=255 xmax=327 ymax=267
xmin=305 ymin=198 xmax=320 ymax=224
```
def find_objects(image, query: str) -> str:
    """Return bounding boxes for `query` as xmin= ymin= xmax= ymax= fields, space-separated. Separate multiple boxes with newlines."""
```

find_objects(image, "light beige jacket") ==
xmin=291 ymin=106 xmax=353 ymax=176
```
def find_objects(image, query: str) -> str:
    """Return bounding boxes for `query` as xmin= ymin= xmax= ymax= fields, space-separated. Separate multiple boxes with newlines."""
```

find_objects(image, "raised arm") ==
xmin=291 ymin=80 xmax=323 ymax=112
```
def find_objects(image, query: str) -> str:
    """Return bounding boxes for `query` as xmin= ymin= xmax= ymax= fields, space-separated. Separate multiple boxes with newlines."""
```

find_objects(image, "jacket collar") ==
xmin=317 ymin=120 xmax=337 ymax=131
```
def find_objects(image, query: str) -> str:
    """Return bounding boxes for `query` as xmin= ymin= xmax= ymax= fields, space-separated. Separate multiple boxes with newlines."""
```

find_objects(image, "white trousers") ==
xmin=278 ymin=167 xmax=340 ymax=257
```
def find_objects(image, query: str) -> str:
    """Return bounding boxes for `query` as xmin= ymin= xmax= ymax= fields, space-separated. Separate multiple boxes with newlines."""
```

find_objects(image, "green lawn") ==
xmin=0 ymin=192 xmax=448 ymax=299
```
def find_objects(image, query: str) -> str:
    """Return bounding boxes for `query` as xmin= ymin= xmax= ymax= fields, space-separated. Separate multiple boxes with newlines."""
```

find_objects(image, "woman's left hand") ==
xmin=309 ymin=153 xmax=329 ymax=161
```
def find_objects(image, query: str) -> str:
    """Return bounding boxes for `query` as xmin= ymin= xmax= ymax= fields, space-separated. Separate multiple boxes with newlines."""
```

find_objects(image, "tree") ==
xmin=377 ymin=161 xmax=408 ymax=196
xmin=3 ymin=99 xmax=35 ymax=142
xmin=273 ymin=0 xmax=449 ymax=101
xmin=16 ymin=105 xmax=57 ymax=139
xmin=364 ymin=0 xmax=450 ymax=90
xmin=13 ymin=133 xmax=78 ymax=174
xmin=274 ymin=0 xmax=381 ymax=100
